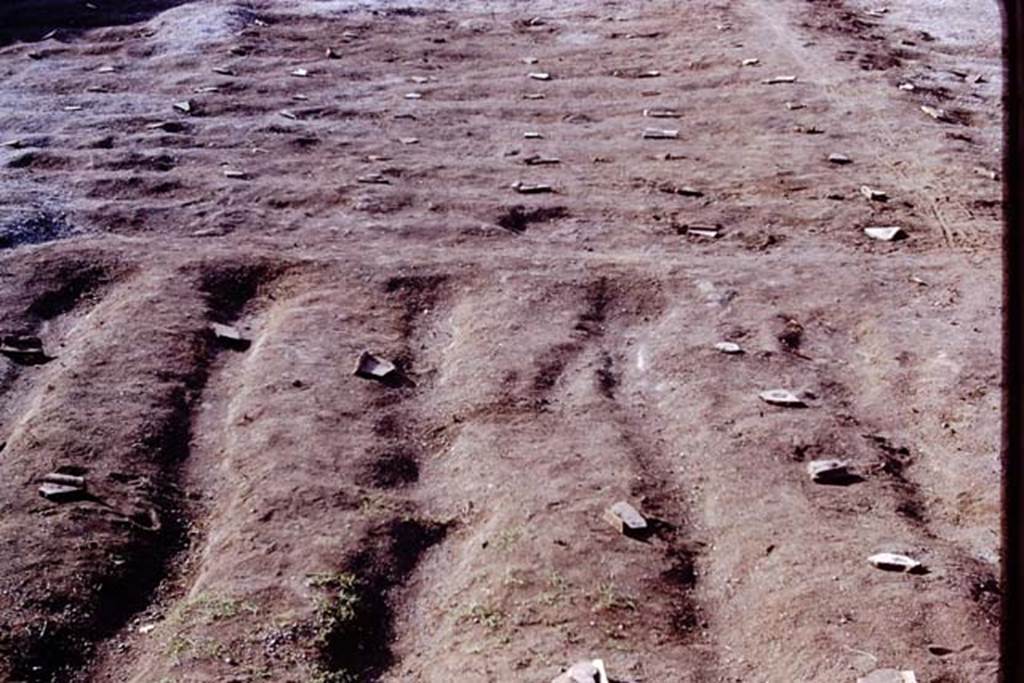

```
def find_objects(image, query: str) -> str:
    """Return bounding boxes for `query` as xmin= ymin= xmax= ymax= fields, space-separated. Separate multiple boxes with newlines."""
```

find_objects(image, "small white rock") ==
xmin=642 ymin=128 xmax=679 ymax=139
xmin=806 ymin=459 xmax=851 ymax=483
xmin=860 ymin=185 xmax=888 ymax=201
xmin=857 ymin=670 xmax=918 ymax=683
xmin=864 ymin=226 xmax=905 ymax=241
xmin=528 ymin=72 xmax=552 ymax=81
xmin=867 ymin=552 xmax=923 ymax=573
xmin=759 ymin=389 xmax=805 ymax=407
xmin=715 ymin=341 xmax=743 ymax=354
xmin=921 ymin=105 xmax=948 ymax=122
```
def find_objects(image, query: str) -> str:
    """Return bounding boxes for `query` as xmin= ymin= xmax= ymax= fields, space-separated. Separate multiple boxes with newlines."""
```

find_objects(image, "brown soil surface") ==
xmin=0 ymin=0 xmax=1003 ymax=681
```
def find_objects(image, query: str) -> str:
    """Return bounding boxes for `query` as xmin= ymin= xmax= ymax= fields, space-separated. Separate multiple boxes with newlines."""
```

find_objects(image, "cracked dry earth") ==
xmin=0 ymin=0 xmax=1004 ymax=681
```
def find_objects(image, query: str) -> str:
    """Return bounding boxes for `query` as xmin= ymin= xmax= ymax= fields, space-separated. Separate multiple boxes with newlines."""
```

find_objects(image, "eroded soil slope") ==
xmin=0 ymin=0 xmax=1003 ymax=681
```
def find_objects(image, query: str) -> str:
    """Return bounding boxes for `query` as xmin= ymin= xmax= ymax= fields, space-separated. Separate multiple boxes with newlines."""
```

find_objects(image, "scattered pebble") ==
xmin=404 ymin=92 xmax=423 ymax=100
xmin=399 ymin=137 xmax=420 ymax=145
xmin=528 ymin=72 xmax=552 ymax=81
xmin=785 ymin=101 xmax=805 ymax=110
xmin=291 ymin=67 xmax=310 ymax=78
xmin=828 ymin=153 xmax=852 ymax=165
xmin=173 ymin=100 xmax=194 ymax=114
xmin=523 ymin=131 xmax=544 ymax=139
xmin=742 ymin=58 xmax=760 ymax=66
xmin=715 ymin=341 xmax=742 ymax=354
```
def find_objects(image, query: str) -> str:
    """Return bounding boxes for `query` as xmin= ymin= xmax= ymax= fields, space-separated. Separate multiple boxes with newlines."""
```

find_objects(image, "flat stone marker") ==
xmin=210 ymin=322 xmax=250 ymax=350
xmin=864 ymin=226 xmax=905 ymax=242
xmin=868 ymin=552 xmax=923 ymax=573
xmin=39 ymin=482 xmax=86 ymax=502
xmin=642 ymin=128 xmax=679 ymax=139
xmin=715 ymin=341 xmax=742 ymax=354
xmin=685 ymin=225 xmax=719 ymax=238
xmin=38 ymin=471 xmax=87 ymax=502
xmin=806 ymin=459 xmax=851 ymax=483
xmin=43 ymin=472 xmax=86 ymax=488
xmin=512 ymin=180 xmax=552 ymax=193
xmin=524 ymin=154 xmax=560 ymax=166
xmin=354 ymin=351 xmax=397 ymax=381
xmin=604 ymin=501 xmax=648 ymax=537
xmin=858 ymin=669 xmax=918 ymax=683
xmin=0 ymin=335 xmax=50 ymax=365
xmin=643 ymin=108 xmax=681 ymax=118
xmin=759 ymin=389 xmax=805 ymax=407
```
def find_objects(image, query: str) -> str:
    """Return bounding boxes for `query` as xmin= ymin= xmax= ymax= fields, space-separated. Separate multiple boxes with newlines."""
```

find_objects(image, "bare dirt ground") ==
xmin=0 ymin=0 xmax=1005 ymax=681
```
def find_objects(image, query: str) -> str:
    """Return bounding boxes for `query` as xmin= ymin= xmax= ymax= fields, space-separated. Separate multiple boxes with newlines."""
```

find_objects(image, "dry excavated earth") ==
xmin=0 ymin=0 xmax=1004 ymax=681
